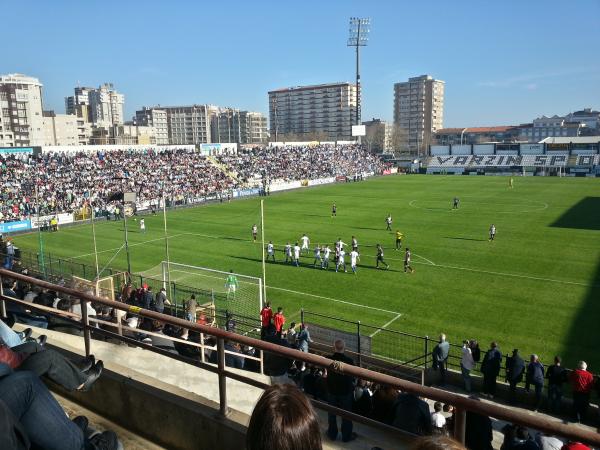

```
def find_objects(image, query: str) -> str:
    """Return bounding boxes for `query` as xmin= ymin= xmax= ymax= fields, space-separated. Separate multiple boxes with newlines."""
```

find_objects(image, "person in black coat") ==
xmin=480 ymin=341 xmax=502 ymax=398
xmin=505 ymin=349 xmax=525 ymax=404
xmin=465 ymin=407 xmax=493 ymax=450
xmin=391 ymin=392 xmax=432 ymax=436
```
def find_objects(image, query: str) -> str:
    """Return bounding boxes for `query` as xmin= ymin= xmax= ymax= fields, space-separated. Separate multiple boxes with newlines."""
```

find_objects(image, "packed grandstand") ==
xmin=0 ymin=144 xmax=386 ymax=224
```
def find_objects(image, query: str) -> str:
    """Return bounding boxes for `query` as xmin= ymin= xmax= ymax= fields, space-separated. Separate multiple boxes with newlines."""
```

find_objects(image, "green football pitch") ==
xmin=12 ymin=175 xmax=600 ymax=369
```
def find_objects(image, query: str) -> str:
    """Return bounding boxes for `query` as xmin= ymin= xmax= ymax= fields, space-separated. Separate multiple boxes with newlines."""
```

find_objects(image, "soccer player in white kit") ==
xmin=386 ymin=214 xmax=392 ymax=231
xmin=336 ymin=248 xmax=347 ymax=273
xmin=489 ymin=224 xmax=496 ymax=241
xmin=322 ymin=245 xmax=331 ymax=270
xmin=293 ymin=242 xmax=301 ymax=267
xmin=139 ymin=218 xmax=146 ymax=233
xmin=266 ymin=241 xmax=275 ymax=262
xmin=284 ymin=242 xmax=292 ymax=263
xmin=300 ymin=233 xmax=310 ymax=255
xmin=252 ymin=224 xmax=258 ymax=242
xmin=313 ymin=245 xmax=322 ymax=267
xmin=350 ymin=249 xmax=360 ymax=274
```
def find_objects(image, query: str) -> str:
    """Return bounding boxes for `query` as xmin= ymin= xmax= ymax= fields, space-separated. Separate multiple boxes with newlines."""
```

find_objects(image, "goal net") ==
xmin=71 ymin=272 xmax=126 ymax=302
xmin=139 ymin=261 xmax=263 ymax=329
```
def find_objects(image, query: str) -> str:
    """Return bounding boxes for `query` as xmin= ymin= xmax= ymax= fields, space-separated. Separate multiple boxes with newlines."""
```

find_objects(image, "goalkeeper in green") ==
xmin=225 ymin=270 xmax=239 ymax=300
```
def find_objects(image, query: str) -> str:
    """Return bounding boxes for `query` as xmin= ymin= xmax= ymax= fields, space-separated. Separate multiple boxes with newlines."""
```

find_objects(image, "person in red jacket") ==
xmin=273 ymin=307 xmax=286 ymax=338
xmin=260 ymin=302 xmax=273 ymax=339
xmin=561 ymin=442 xmax=591 ymax=450
xmin=570 ymin=360 xmax=594 ymax=423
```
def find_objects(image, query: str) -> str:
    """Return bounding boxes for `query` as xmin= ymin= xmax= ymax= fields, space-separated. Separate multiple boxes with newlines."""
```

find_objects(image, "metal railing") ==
xmin=1 ymin=268 xmax=600 ymax=447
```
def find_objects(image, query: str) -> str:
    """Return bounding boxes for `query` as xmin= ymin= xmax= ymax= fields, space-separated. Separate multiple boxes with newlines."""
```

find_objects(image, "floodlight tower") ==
xmin=347 ymin=17 xmax=371 ymax=126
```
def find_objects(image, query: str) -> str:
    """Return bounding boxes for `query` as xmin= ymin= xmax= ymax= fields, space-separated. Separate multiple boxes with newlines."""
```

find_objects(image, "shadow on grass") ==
xmin=560 ymin=257 xmax=600 ymax=370
xmin=444 ymin=236 xmax=488 ymax=242
xmin=227 ymin=254 xmax=403 ymax=273
xmin=551 ymin=197 xmax=600 ymax=231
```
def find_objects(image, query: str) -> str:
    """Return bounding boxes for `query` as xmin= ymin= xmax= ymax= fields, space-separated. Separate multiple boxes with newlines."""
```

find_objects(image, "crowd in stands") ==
xmin=0 ymin=144 xmax=386 ymax=224
xmin=219 ymin=144 xmax=385 ymax=184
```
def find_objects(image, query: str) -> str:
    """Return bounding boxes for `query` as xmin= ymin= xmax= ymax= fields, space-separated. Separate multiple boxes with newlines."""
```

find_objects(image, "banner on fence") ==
xmin=308 ymin=323 xmax=371 ymax=355
xmin=0 ymin=220 xmax=31 ymax=233
xmin=234 ymin=188 xmax=260 ymax=198
xmin=270 ymin=180 xmax=302 ymax=192
xmin=308 ymin=177 xmax=336 ymax=186
xmin=335 ymin=176 xmax=347 ymax=182
xmin=301 ymin=180 xmax=309 ymax=187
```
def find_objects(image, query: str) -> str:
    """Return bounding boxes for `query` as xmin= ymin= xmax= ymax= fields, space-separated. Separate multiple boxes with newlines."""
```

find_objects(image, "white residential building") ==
xmin=135 ymin=107 xmax=168 ymax=145
xmin=163 ymin=105 xmax=214 ymax=145
xmin=42 ymin=111 xmax=79 ymax=146
xmin=212 ymin=109 xmax=268 ymax=144
xmin=393 ymin=75 xmax=444 ymax=154
xmin=88 ymin=83 xmax=125 ymax=126
xmin=268 ymin=82 xmax=357 ymax=141
xmin=0 ymin=73 xmax=45 ymax=147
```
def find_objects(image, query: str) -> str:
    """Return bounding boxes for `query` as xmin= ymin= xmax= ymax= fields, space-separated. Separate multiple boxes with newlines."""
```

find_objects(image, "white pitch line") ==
xmin=411 ymin=260 xmax=598 ymax=288
xmin=266 ymin=285 xmax=402 ymax=316
xmin=369 ymin=313 xmax=402 ymax=338
xmin=65 ymin=233 xmax=187 ymax=260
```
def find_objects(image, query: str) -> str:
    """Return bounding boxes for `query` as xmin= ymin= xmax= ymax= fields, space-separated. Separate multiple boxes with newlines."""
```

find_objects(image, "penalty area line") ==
xmin=266 ymin=285 xmax=402 ymax=316
xmin=369 ymin=313 xmax=402 ymax=338
xmin=412 ymin=261 xmax=597 ymax=288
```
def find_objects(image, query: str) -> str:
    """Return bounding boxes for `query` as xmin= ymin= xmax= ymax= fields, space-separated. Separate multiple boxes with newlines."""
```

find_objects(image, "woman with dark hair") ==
xmin=246 ymin=384 xmax=322 ymax=450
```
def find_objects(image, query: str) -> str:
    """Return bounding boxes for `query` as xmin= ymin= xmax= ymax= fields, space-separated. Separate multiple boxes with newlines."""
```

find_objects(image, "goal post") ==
xmin=157 ymin=261 xmax=263 ymax=324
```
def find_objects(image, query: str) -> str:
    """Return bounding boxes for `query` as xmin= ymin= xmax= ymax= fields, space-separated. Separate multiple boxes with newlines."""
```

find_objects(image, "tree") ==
xmin=364 ymin=124 xmax=385 ymax=153
xmin=390 ymin=124 xmax=409 ymax=156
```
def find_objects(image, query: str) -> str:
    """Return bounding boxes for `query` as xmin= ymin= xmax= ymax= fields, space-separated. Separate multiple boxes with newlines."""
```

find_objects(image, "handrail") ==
xmin=2 ymin=268 xmax=600 ymax=447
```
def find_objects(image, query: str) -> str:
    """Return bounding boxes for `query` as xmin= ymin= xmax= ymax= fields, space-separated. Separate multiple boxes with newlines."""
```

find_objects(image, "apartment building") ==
xmin=163 ymin=105 xmax=214 ymax=145
xmin=0 ymin=73 xmax=45 ymax=147
xmin=42 ymin=111 xmax=79 ymax=146
xmin=268 ymin=82 xmax=357 ymax=141
xmin=88 ymin=83 xmax=125 ymax=126
xmin=135 ymin=107 xmax=169 ymax=145
xmin=393 ymin=75 xmax=444 ymax=154
xmin=212 ymin=109 xmax=267 ymax=144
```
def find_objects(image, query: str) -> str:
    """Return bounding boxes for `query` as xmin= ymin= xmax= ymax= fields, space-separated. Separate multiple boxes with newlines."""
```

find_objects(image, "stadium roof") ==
xmin=539 ymin=136 xmax=600 ymax=144
xmin=436 ymin=126 xmax=516 ymax=134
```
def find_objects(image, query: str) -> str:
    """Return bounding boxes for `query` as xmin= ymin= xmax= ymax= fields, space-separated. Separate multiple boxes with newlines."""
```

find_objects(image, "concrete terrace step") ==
xmin=55 ymin=393 xmax=166 ymax=450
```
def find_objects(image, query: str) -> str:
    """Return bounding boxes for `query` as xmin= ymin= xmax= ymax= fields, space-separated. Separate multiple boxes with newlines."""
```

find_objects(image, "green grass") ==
xmin=13 ymin=175 xmax=600 ymax=369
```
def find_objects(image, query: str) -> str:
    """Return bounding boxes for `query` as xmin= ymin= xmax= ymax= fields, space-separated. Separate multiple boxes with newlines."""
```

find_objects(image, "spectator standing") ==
xmin=273 ymin=307 xmax=286 ymax=338
xmin=326 ymin=339 xmax=356 ymax=442
xmin=392 ymin=392 xmax=432 ymax=436
xmin=259 ymin=302 xmax=273 ymax=339
xmin=181 ymin=295 xmax=196 ymax=340
xmin=286 ymin=322 xmax=297 ymax=348
xmin=465 ymin=406 xmax=494 ymax=450
xmin=525 ymin=354 xmax=545 ymax=411
xmin=505 ymin=349 xmax=525 ymax=405
xmin=461 ymin=340 xmax=475 ymax=393
xmin=153 ymin=287 xmax=170 ymax=314
xmin=433 ymin=334 xmax=450 ymax=386
xmin=297 ymin=323 xmax=312 ymax=353
xmin=481 ymin=341 xmax=502 ymax=399
xmin=570 ymin=361 xmax=594 ymax=423
xmin=545 ymin=356 xmax=566 ymax=415
xmin=4 ymin=238 xmax=15 ymax=270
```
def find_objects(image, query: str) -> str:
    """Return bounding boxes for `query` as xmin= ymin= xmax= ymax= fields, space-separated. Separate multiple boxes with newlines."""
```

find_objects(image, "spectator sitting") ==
xmin=262 ymin=324 xmax=292 ymax=384
xmin=371 ymin=384 xmax=398 ymax=424
xmin=0 ymin=367 xmax=120 ymax=450
xmin=353 ymin=379 xmax=373 ymax=418
xmin=534 ymin=432 xmax=563 ymax=450
xmin=0 ymin=341 xmax=102 ymax=391
xmin=246 ymin=384 xmax=322 ymax=450
xmin=431 ymin=401 xmax=447 ymax=435
xmin=465 ymin=397 xmax=493 ymax=450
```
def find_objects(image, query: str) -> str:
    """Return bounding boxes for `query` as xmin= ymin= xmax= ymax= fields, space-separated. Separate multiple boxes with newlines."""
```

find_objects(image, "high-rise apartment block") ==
xmin=161 ymin=105 xmax=215 ymax=145
xmin=212 ymin=109 xmax=267 ymax=144
xmin=88 ymin=83 xmax=124 ymax=126
xmin=394 ymin=75 xmax=444 ymax=153
xmin=268 ymin=82 xmax=357 ymax=141
xmin=135 ymin=107 xmax=169 ymax=145
xmin=42 ymin=111 xmax=79 ymax=146
xmin=0 ymin=73 xmax=45 ymax=147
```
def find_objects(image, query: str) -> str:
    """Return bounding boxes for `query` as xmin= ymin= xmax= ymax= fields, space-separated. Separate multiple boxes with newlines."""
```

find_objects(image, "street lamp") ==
xmin=348 ymin=17 xmax=371 ymax=127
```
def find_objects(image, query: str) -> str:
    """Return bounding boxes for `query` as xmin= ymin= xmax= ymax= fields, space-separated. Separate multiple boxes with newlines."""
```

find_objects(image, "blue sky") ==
xmin=2 ymin=0 xmax=599 ymax=127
